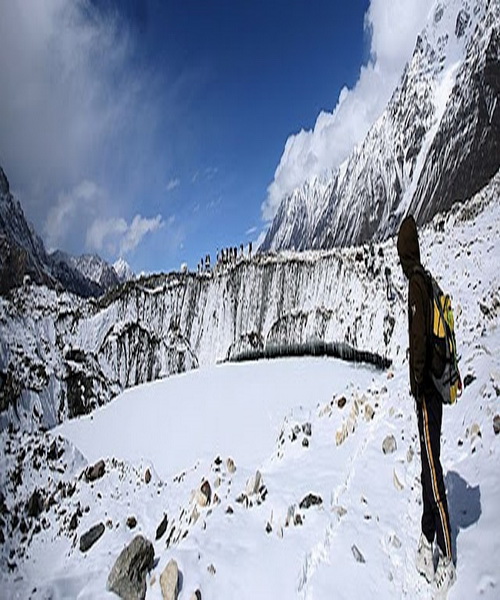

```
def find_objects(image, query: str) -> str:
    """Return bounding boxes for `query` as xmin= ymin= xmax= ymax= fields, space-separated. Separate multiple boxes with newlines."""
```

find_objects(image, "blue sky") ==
xmin=0 ymin=0 xmax=433 ymax=274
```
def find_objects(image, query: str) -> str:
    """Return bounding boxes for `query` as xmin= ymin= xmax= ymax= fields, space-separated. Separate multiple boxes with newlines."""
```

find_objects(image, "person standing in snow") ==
xmin=397 ymin=215 xmax=456 ymax=595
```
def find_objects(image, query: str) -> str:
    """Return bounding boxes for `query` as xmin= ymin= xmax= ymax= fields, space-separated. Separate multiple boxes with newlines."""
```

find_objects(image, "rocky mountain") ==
xmin=51 ymin=251 xmax=121 ymax=291
xmin=0 ymin=166 xmax=121 ymax=298
xmin=260 ymin=0 xmax=500 ymax=252
xmin=113 ymin=257 xmax=135 ymax=283
xmin=0 ymin=166 xmax=54 ymax=294
xmin=1 ymin=169 xmax=498 ymax=432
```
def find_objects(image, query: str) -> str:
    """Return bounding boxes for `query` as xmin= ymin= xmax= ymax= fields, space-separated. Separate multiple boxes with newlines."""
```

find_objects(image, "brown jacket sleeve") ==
xmin=409 ymin=274 xmax=429 ymax=398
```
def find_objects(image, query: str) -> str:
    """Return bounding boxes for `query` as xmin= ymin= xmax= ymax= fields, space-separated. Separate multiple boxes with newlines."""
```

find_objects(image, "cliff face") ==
xmin=0 ymin=234 xmax=404 ymax=431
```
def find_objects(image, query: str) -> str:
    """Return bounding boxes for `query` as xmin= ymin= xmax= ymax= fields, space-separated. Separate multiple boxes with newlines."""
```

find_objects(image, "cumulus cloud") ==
xmin=86 ymin=214 xmax=164 ymax=256
xmin=262 ymin=0 xmax=434 ymax=221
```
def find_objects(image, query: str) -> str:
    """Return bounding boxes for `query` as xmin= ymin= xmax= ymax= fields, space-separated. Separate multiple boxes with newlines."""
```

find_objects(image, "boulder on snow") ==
xmin=299 ymin=494 xmax=323 ymax=510
xmin=195 ymin=480 xmax=212 ymax=507
xmin=80 ymin=522 xmax=105 ymax=552
xmin=245 ymin=470 xmax=262 ymax=496
xmin=382 ymin=435 xmax=397 ymax=455
xmin=107 ymin=535 xmax=154 ymax=600
xmin=144 ymin=468 xmax=152 ymax=484
xmin=493 ymin=415 xmax=500 ymax=435
xmin=84 ymin=459 xmax=105 ymax=482
xmin=337 ymin=396 xmax=347 ymax=409
xmin=226 ymin=457 xmax=236 ymax=474
xmin=156 ymin=513 xmax=169 ymax=540
xmin=160 ymin=558 xmax=180 ymax=600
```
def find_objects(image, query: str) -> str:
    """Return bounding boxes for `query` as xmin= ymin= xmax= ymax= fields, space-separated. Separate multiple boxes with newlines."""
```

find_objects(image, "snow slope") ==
xmin=0 ymin=172 xmax=498 ymax=599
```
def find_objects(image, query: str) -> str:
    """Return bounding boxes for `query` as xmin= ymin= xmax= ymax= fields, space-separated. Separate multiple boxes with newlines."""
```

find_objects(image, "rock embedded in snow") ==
xmin=302 ymin=422 xmax=312 ymax=436
xmin=107 ymin=535 xmax=154 ymax=600
xmin=299 ymin=494 xmax=323 ymax=510
xmin=493 ymin=415 xmax=500 ymax=435
xmin=245 ymin=470 xmax=262 ymax=496
xmin=26 ymin=489 xmax=43 ymax=518
xmin=337 ymin=396 xmax=347 ymax=409
xmin=84 ymin=459 xmax=105 ymax=482
xmin=393 ymin=469 xmax=404 ymax=491
xmin=156 ymin=514 xmax=169 ymax=540
xmin=160 ymin=559 xmax=180 ymax=600
xmin=126 ymin=516 xmax=137 ymax=529
xmin=190 ymin=591 xmax=202 ymax=600
xmin=364 ymin=404 xmax=375 ymax=421
xmin=351 ymin=544 xmax=366 ymax=564
xmin=196 ymin=480 xmax=212 ymax=507
xmin=226 ymin=458 xmax=236 ymax=474
xmin=80 ymin=522 xmax=105 ymax=552
xmin=382 ymin=435 xmax=397 ymax=455
xmin=144 ymin=468 xmax=152 ymax=484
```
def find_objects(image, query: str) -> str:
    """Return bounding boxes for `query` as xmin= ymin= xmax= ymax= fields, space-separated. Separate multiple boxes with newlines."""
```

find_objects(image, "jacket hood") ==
xmin=397 ymin=215 xmax=420 ymax=278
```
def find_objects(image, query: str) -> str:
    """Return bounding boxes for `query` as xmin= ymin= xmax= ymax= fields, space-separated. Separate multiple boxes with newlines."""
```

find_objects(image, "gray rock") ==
xmin=107 ymin=535 xmax=154 ymax=600
xmin=382 ymin=435 xmax=397 ymax=455
xmin=493 ymin=414 xmax=500 ymax=435
xmin=85 ymin=459 xmax=105 ymax=482
xmin=80 ymin=522 xmax=105 ymax=552
xmin=160 ymin=559 xmax=180 ymax=600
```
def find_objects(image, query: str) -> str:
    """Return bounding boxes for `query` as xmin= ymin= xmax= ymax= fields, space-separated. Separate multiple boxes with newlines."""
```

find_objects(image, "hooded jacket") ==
xmin=397 ymin=216 xmax=432 ymax=399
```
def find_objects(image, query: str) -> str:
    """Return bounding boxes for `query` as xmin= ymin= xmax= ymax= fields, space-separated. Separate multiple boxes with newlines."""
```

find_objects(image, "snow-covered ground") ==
xmin=1 ymin=174 xmax=499 ymax=599
xmin=1 ymin=338 xmax=499 ymax=599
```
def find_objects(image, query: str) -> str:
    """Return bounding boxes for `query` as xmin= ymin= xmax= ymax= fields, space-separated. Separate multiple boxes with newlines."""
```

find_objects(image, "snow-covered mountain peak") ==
xmin=261 ymin=0 xmax=499 ymax=254
xmin=113 ymin=257 xmax=135 ymax=283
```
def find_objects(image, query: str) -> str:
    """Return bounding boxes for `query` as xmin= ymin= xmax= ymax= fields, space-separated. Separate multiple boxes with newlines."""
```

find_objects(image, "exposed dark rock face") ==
xmin=0 ymin=165 xmax=120 ymax=299
xmin=411 ymin=24 xmax=500 ymax=225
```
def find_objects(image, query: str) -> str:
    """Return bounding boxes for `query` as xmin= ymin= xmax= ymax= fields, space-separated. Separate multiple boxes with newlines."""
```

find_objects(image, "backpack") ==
xmin=424 ymin=271 xmax=463 ymax=404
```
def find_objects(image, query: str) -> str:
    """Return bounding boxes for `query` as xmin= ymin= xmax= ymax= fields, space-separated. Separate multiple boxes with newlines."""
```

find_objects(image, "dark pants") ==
xmin=417 ymin=390 xmax=452 ymax=558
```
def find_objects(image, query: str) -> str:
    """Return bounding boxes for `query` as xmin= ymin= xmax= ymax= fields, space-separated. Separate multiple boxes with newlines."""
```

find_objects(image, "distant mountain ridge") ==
xmin=0 ymin=165 xmax=131 ymax=297
xmin=261 ymin=0 xmax=500 ymax=252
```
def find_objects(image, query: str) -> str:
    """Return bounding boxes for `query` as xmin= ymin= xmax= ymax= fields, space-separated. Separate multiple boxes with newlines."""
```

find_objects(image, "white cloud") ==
xmin=120 ymin=214 xmax=164 ymax=255
xmin=166 ymin=178 xmax=180 ymax=192
xmin=86 ymin=214 xmax=164 ymax=256
xmin=262 ymin=0 xmax=434 ymax=222
xmin=44 ymin=180 xmax=104 ymax=252
xmin=0 ymin=0 xmax=172 ymax=259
